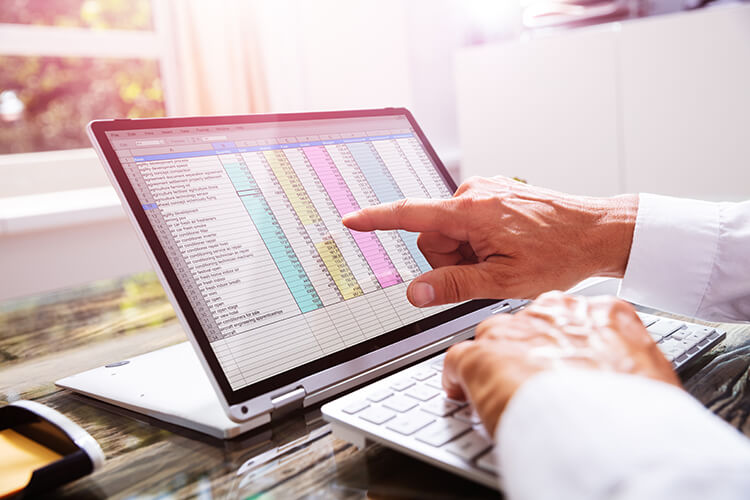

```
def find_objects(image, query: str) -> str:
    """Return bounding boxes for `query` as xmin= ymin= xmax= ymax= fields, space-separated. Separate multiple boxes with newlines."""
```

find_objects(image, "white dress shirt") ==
xmin=620 ymin=194 xmax=750 ymax=322
xmin=495 ymin=194 xmax=750 ymax=499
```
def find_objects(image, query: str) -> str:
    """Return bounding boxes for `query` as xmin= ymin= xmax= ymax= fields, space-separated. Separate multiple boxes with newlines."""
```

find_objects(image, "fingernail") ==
xmin=410 ymin=282 xmax=435 ymax=307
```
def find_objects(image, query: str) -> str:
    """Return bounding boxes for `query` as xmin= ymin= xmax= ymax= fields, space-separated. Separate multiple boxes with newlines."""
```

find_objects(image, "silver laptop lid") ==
xmin=88 ymin=108 xmax=507 ymax=422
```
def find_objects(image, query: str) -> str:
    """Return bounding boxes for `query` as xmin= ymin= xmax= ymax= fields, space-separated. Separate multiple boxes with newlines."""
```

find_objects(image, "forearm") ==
xmin=585 ymin=193 xmax=638 ymax=278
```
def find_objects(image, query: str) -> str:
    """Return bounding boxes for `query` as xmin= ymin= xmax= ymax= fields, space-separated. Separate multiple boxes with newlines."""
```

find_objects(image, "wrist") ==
xmin=587 ymin=194 xmax=639 ymax=278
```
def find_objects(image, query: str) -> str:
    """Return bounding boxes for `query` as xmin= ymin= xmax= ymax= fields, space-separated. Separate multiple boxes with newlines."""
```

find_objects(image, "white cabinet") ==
xmin=456 ymin=4 xmax=750 ymax=200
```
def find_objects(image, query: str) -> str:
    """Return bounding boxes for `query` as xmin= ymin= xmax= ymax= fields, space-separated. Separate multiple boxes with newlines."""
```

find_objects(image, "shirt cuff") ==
xmin=495 ymin=369 xmax=750 ymax=500
xmin=619 ymin=193 xmax=720 ymax=317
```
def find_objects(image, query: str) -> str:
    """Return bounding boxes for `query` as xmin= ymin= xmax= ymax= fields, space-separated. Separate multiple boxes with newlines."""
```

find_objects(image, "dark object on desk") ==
xmin=0 ymin=400 xmax=104 ymax=499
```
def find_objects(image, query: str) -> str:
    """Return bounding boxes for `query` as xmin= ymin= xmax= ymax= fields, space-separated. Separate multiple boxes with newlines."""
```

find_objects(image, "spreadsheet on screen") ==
xmin=107 ymin=115 xmax=454 ymax=389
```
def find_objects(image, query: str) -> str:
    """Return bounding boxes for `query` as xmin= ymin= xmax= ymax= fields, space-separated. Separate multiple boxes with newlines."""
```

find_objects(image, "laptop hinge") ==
xmin=270 ymin=387 xmax=306 ymax=418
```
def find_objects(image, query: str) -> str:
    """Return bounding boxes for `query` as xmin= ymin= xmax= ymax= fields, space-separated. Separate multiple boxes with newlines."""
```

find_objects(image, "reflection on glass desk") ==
xmin=1 ymin=272 xmax=749 ymax=499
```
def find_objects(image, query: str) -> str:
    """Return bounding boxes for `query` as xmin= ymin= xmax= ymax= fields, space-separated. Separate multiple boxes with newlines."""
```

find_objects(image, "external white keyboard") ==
xmin=322 ymin=311 xmax=725 ymax=489
xmin=638 ymin=312 xmax=724 ymax=371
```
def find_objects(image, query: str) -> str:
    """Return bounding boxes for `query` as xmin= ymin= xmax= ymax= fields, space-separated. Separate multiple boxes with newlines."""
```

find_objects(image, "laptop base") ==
xmin=55 ymin=342 xmax=269 ymax=439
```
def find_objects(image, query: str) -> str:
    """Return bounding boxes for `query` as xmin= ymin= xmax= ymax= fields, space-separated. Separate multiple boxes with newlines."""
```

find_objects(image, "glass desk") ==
xmin=2 ymin=273 xmax=749 ymax=499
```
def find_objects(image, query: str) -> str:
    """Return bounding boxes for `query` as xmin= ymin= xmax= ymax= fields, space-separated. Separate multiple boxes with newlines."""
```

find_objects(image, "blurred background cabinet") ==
xmin=456 ymin=3 xmax=750 ymax=200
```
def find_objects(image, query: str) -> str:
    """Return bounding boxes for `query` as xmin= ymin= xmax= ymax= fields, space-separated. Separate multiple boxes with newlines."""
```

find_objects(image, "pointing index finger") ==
xmin=342 ymin=198 xmax=456 ymax=234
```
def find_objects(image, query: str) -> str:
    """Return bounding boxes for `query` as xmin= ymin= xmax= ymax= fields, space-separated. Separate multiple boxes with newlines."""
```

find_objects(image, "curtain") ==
xmin=157 ymin=0 xmax=269 ymax=116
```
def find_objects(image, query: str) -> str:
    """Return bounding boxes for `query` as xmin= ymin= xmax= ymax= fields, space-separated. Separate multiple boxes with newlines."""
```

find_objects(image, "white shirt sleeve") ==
xmin=495 ymin=370 xmax=750 ymax=500
xmin=618 ymin=193 xmax=750 ymax=322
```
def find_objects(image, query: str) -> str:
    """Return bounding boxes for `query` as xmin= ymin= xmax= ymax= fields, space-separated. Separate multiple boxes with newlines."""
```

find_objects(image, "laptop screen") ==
xmin=95 ymin=110 xmax=494 ymax=404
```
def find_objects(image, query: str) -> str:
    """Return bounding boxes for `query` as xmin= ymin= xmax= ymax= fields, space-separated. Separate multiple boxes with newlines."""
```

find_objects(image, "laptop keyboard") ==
xmin=322 ymin=311 xmax=725 ymax=485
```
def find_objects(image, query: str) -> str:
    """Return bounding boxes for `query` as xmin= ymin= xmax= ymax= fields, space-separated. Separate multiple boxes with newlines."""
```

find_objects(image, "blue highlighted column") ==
xmin=346 ymin=142 xmax=432 ymax=274
xmin=219 ymin=156 xmax=323 ymax=313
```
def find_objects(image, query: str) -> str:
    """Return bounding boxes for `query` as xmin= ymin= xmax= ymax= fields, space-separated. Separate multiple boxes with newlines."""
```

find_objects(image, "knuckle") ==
xmin=453 ymin=195 xmax=475 ymax=214
xmin=416 ymin=232 xmax=428 ymax=251
xmin=610 ymin=298 xmax=638 ymax=318
xmin=456 ymin=343 xmax=484 ymax=380
xmin=536 ymin=290 xmax=567 ymax=303
xmin=392 ymin=198 xmax=410 ymax=213
xmin=476 ymin=315 xmax=510 ymax=339
xmin=391 ymin=198 xmax=410 ymax=224
xmin=440 ymin=269 xmax=467 ymax=302
xmin=464 ymin=176 xmax=481 ymax=187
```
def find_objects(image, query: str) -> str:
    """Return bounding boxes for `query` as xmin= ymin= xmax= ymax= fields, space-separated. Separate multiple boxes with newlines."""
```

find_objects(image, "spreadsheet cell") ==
xmin=116 ymin=118 xmax=457 ymax=390
xmin=371 ymin=140 xmax=430 ymax=198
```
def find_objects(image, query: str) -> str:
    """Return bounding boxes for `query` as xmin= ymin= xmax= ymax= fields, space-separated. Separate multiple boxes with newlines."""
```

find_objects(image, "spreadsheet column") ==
xmin=243 ymin=149 xmax=346 ymax=352
xmin=371 ymin=139 xmax=430 ymax=198
xmin=239 ymin=150 xmax=340 ymax=307
xmin=303 ymin=144 xmax=402 ymax=290
xmin=345 ymin=141 xmax=431 ymax=276
xmin=140 ymin=154 xmax=301 ymax=341
xmin=327 ymin=143 xmax=418 ymax=283
xmin=396 ymin=137 xmax=453 ymax=199
xmin=267 ymin=148 xmax=363 ymax=301
xmin=218 ymin=151 xmax=323 ymax=314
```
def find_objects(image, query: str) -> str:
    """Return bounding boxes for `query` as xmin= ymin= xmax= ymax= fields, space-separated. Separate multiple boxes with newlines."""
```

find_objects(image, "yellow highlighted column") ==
xmin=316 ymin=239 xmax=363 ymax=300
xmin=264 ymin=151 xmax=321 ymax=225
xmin=264 ymin=150 xmax=363 ymax=300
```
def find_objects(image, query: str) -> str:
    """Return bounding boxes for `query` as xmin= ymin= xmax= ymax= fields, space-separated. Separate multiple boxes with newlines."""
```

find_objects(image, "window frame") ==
xmin=0 ymin=0 xmax=180 ymax=185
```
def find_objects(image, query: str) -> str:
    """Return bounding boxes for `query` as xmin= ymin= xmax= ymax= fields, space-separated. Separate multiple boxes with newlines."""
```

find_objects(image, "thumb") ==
xmin=407 ymin=263 xmax=494 ymax=306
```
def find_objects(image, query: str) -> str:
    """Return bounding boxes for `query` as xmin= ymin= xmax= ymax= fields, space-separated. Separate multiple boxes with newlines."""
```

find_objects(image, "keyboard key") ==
xmin=367 ymin=388 xmax=393 ymax=402
xmin=648 ymin=319 xmax=683 ymax=337
xmin=421 ymin=397 xmax=460 ymax=417
xmin=383 ymin=395 xmax=418 ymax=413
xmin=657 ymin=339 xmax=684 ymax=361
xmin=651 ymin=331 xmax=665 ymax=342
xmin=425 ymin=378 xmax=445 ymax=391
xmin=390 ymin=378 xmax=415 ymax=392
xmin=342 ymin=400 xmax=369 ymax=415
xmin=416 ymin=417 xmax=471 ymax=447
xmin=670 ymin=330 xmax=686 ymax=341
xmin=405 ymin=385 xmax=440 ymax=402
xmin=636 ymin=312 xmax=658 ymax=327
xmin=476 ymin=449 xmax=498 ymax=474
xmin=431 ymin=357 xmax=445 ymax=371
xmin=683 ymin=330 xmax=708 ymax=350
xmin=359 ymin=406 xmax=396 ymax=425
xmin=444 ymin=430 xmax=492 ymax=461
xmin=386 ymin=412 xmax=436 ymax=436
xmin=454 ymin=407 xmax=482 ymax=425
xmin=412 ymin=368 xmax=437 ymax=381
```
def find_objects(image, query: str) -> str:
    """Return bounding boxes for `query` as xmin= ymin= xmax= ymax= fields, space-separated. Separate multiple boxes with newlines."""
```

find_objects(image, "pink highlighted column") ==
xmin=303 ymin=145 xmax=402 ymax=288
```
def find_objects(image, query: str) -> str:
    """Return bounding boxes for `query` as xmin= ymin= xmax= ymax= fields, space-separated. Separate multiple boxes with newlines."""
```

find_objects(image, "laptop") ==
xmin=58 ymin=108 xmax=725 ymax=489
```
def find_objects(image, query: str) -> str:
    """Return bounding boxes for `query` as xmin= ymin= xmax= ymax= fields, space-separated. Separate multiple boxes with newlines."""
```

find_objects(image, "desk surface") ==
xmin=1 ymin=273 xmax=749 ymax=499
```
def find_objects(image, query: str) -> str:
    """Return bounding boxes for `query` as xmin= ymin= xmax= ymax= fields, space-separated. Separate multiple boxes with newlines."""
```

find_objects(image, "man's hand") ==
xmin=342 ymin=176 xmax=638 ymax=307
xmin=442 ymin=292 xmax=681 ymax=435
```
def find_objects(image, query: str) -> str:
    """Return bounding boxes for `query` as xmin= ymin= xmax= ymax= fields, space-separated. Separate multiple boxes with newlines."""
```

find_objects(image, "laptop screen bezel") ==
xmin=90 ymin=108 xmax=499 ymax=406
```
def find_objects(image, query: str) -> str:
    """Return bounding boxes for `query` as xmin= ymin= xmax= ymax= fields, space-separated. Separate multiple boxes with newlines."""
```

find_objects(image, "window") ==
xmin=0 ymin=0 xmax=168 ymax=155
